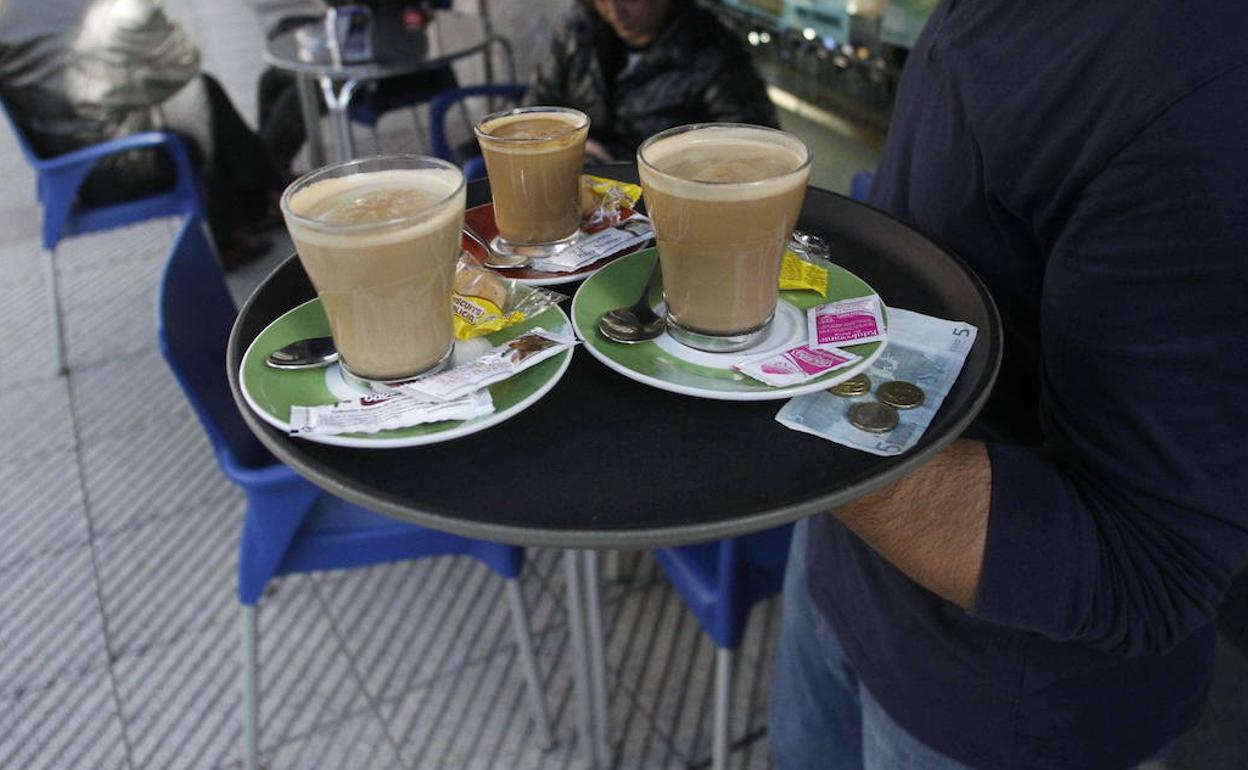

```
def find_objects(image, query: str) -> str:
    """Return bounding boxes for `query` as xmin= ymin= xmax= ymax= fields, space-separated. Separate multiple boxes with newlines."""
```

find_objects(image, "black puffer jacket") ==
xmin=527 ymin=0 xmax=778 ymax=159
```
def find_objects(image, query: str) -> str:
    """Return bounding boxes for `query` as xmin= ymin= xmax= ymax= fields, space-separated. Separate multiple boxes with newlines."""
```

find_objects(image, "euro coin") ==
xmin=877 ymin=381 xmax=925 ymax=410
xmin=829 ymin=374 xmax=871 ymax=397
xmin=848 ymin=401 xmax=899 ymax=433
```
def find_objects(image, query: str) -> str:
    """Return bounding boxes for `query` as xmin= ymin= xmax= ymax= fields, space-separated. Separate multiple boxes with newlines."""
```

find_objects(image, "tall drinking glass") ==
xmin=474 ymin=106 xmax=589 ymax=259
xmin=638 ymin=123 xmax=811 ymax=352
xmin=280 ymin=155 xmax=466 ymax=383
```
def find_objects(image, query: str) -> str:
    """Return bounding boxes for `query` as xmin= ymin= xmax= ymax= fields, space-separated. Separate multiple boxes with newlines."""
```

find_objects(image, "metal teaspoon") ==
xmin=265 ymin=336 xmax=339 ymax=369
xmin=463 ymin=223 xmax=530 ymax=270
xmin=597 ymin=257 xmax=666 ymax=343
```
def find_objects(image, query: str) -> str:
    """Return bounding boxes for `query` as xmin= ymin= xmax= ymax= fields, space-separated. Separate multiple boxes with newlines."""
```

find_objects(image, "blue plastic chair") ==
xmin=0 ymin=91 xmax=203 ymax=375
xmin=850 ymin=170 xmax=875 ymax=202
xmin=652 ymin=525 xmax=794 ymax=770
xmin=156 ymin=217 xmax=553 ymax=770
xmin=428 ymin=82 xmax=527 ymax=180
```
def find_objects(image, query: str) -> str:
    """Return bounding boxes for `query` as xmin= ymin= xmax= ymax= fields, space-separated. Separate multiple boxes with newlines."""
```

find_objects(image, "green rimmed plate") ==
xmin=570 ymin=248 xmax=887 ymax=401
xmin=240 ymin=299 xmax=573 ymax=448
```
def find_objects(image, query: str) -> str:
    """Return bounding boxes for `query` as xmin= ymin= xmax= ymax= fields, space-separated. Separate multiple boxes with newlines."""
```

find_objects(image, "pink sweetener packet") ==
xmin=734 ymin=345 xmax=862 ymax=388
xmin=807 ymin=296 xmax=887 ymax=348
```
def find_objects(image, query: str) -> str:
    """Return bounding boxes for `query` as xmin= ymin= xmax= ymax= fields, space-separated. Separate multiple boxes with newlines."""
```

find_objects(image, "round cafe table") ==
xmin=227 ymin=162 xmax=1002 ymax=767
xmin=263 ymin=11 xmax=503 ymax=166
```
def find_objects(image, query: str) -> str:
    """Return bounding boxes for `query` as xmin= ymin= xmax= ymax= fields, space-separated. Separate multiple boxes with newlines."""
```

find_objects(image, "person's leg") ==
xmin=160 ymin=74 xmax=277 ymax=262
xmin=772 ymin=519 xmax=981 ymax=770
xmin=770 ymin=518 xmax=864 ymax=770
xmin=259 ymin=79 xmax=310 ymax=180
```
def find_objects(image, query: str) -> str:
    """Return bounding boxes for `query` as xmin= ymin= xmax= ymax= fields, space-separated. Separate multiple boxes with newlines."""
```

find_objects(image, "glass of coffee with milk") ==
xmin=280 ymin=155 xmax=466 ymax=384
xmin=474 ymin=106 xmax=590 ymax=260
xmin=638 ymin=123 xmax=811 ymax=352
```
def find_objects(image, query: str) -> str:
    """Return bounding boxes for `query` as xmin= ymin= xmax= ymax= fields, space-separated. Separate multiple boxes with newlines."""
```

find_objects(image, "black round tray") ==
xmin=228 ymin=163 xmax=1001 ymax=548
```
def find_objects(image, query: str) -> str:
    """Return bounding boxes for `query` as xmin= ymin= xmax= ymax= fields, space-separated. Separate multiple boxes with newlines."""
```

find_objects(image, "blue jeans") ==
xmin=770 ymin=520 xmax=1167 ymax=770
xmin=769 ymin=519 xmax=977 ymax=770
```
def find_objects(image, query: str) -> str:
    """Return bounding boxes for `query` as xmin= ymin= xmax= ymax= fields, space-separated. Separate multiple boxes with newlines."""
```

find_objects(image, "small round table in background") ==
xmin=263 ymin=11 xmax=493 ymax=166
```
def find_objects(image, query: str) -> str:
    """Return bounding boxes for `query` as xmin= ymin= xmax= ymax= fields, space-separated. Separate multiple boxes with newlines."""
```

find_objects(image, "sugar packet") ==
xmin=395 ymin=328 xmax=577 ymax=402
xmin=778 ymin=250 xmax=829 ymax=296
xmin=734 ymin=345 xmax=862 ymax=388
xmin=529 ymin=214 xmax=654 ymax=274
xmin=289 ymin=391 xmax=494 ymax=436
xmin=808 ymin=296 xmax=887 ymax=348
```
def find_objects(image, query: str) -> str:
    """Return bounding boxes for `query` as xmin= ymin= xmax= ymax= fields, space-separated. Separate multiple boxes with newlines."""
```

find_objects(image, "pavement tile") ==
xmin=316 ymin=557 xmax=514 ymax=702
xmin=267 ymin=710 xmax=404 ymax=770
xmin=379 ymin=643 xmax=575 ymax=770
xmin=94 ymin=503 xmax=240 ymax=656
xmin=0 ymin=359 xmax=75 ymax=459
xmin=78 ymin=405 xmax=236 ymax=536
xmin=113 ymin=577 xmax=367 ymax=769
xmin=0 ymin=229 xmax=43 ymax=279
xmin=0 ymin=669 xmax=129 ymax=770
xmin=0 ymin=454 xmax=90 ymax=572
xmin=0 ymin=264 xmax=58 ymax=384
xmin=605 ymin=573 xmax=780 ymax=768
xmin=0 ymin=546 xmax=109 ymax=699
xmin=317 ymin=546 xmax=566 ymax=703
xmin=0 ymin=379 xmax=88 ymax=569
xmin=0 ymin=202 xmax=41 ymax=243
xmin=58 ymin=225 xmax=174 ymax=371
xmin=71 ymin=346 xmax=196 ymax=445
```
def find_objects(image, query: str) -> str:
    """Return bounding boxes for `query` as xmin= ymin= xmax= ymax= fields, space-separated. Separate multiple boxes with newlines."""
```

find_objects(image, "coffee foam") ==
xmin=477 ymin=111 xmax=587 ymax=154
xmin=640 ymin=128 xmax=808 ymax=202
xmin=287 ymin=168 xmax=463 ymax=248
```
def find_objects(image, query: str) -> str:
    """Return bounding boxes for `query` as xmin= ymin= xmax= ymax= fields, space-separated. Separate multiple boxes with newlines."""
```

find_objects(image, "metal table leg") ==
xmin=294 ymin=74 xmax=326 ymax=170
xmin=318 ymin=77 xmax=361 ymax=163
xmin=583 ymin=551 xmax=612 ymax=768
xmin=565 ymin=550 xmax=614 ymax=769
xmin=564 ymin=550 xmax=599 ymax=768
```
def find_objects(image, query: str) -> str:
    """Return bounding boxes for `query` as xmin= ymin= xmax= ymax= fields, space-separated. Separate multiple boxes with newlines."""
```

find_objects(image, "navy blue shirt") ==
xmin=808 ymin=1 xmax=1248 ymax=768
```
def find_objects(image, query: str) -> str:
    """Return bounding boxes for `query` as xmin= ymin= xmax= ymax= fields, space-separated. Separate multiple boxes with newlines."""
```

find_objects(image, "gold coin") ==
xmin=848 ymin=401 xmax=899 ymax=433
xmin=829 ymin=373 xmax=872 ymax=397
xmin=877 ymin=381 xmax=925 ymax=410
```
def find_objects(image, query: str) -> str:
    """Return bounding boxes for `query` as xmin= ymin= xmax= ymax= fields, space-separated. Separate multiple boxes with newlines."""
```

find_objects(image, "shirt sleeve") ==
xmin=971 ymin=63 xmax=1248 ymax=657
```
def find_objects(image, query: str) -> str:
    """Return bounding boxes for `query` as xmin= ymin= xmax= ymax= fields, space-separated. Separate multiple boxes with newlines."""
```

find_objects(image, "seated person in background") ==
xmin=0 ymin=0 xmax=280 ymax=266
xmin=528 ymin=0 xmax=778 ymax=162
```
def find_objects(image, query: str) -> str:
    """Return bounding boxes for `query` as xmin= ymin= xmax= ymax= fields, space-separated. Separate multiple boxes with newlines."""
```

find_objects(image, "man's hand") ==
xmin=831 ymin=439 xmax=991 ymax=609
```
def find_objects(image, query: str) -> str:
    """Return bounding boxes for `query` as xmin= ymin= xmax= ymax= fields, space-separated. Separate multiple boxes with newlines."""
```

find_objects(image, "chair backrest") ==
xmin=427 ymin=82 xmax=527 ymax=161
xmin=157 ymin=217 xmax=274 ymax=473
xmin=1 ymin=88 xmax=204 ymax=250
xmin=850 ymin=170 xmax=875 ymax=202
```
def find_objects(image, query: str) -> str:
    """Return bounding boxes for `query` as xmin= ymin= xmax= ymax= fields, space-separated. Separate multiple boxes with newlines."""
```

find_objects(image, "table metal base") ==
xmin=563 ymin=550 xmax=612 ymax=768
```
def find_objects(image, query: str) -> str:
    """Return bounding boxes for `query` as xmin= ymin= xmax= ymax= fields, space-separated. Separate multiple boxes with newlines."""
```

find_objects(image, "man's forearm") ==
xmin=831 ymin=439 xmax=991 ymax=609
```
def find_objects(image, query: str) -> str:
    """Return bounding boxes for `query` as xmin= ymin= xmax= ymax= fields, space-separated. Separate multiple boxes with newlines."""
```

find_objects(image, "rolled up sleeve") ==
xmin=971 ymin=64 xmax=1248 ymax=657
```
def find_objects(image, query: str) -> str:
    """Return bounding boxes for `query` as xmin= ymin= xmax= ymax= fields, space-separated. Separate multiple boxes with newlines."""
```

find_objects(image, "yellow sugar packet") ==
xmin=451 ymin=259 xmax=566 ymax=340
xmin=779 ymin=250 xmax=828 ymax=296
xmin=583 ymin=175 xmax=642 ymax=207
xmin=452 ymin=295 xmax=525 ymax=340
